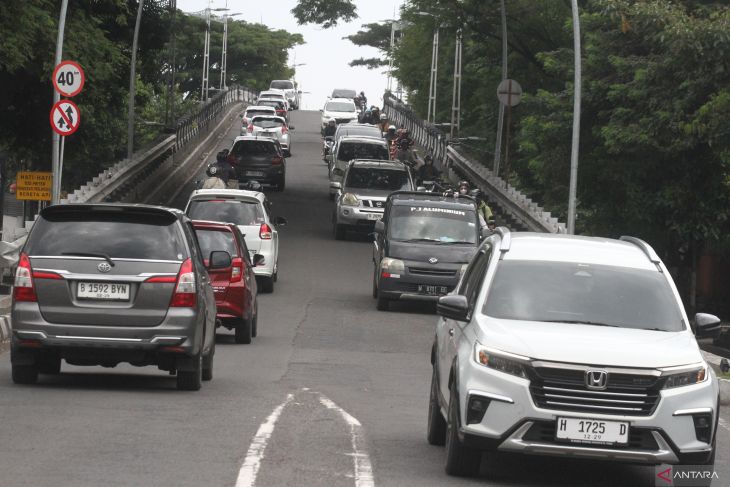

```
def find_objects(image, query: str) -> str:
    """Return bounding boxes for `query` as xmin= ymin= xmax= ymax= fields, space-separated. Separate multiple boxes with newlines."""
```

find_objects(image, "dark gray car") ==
xmin=230 ymin=136 xmax=287 ymax=191
xmin=10 ymin=204 xmax=218 ymax=391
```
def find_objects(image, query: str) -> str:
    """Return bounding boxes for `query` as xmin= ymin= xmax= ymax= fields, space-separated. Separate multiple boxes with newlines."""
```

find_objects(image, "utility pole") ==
xmin=450 ymin=29 xmax=462 ymax=139
xmin=51 ymin=0 xmax=69 ymax=205
xmin=427 ymin=27 xmax=439 ymax=124
xmin=567 ymin=0 xmax=582 ymax=234
xmin=127 ymin=0 xmax=145 ymax=159
xmin=165 ymin=0 xmax=177 ymax=129
xmin=201 ymin=5 xmax=211 ymax=102
xmin=493 ymin=0 xmax=508 ymax=175
xmin=220 ymin=13 xmax=228 ymax=90
xmin=387 ymin=20 xmax=396 ymax=93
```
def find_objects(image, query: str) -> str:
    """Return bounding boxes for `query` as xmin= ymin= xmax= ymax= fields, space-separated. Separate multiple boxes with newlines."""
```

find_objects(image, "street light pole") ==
xmin=220 ymin=13 xmax=227 ymax=90
xmin=450 ymin=29 xmax=462 ymax=139
xmin=493 ymin=0 xmax=508 ymax=175
xmin=51 ymin=0 xmax=69 ymax=204
xmin=427 ymin=26 xmax=439 ymax=124
xmin=567 ymin=0 xmax=582 ymax=234
xmin=127 ymin=0 xmax=145 ymax=160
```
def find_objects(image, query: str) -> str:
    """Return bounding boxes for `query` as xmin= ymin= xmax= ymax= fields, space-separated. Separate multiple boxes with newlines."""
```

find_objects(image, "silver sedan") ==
xmin=244 ymin=115 xmax=293 ymax=156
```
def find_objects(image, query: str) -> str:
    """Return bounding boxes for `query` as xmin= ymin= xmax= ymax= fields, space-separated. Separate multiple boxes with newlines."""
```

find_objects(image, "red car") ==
xmin=192 ymin=221 xmax=261 ymax=344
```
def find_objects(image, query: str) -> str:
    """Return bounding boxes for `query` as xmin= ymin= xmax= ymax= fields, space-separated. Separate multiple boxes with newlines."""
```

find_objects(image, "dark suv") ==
xmin=11 ymin=204 xmax=218 ymax=390
xmin=372 ymin=192 xmax=482 ymax=311
xmin=230 ymin=136 xmax=287 ymax=191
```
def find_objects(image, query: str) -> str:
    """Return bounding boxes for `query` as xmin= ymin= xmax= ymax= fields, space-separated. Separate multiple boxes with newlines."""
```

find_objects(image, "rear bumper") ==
xmin=237 ymin=167 xmax=285 ymax=185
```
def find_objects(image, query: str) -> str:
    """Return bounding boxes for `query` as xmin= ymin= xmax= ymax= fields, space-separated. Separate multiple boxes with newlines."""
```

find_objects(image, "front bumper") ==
xmin=456 ymin=358 xmax=720 ymax=465
xmin=378 ymin=262 xmax=461 ymax=302
xmin=335 ymin=205 xmax=383 ymax=228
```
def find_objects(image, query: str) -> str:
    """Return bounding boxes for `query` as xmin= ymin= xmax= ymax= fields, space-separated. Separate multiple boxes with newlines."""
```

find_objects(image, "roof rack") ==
xmin=619 ymin=236 xmax=661 ymax=264
xmin=493 ymin=226 xmax=511 ymax=252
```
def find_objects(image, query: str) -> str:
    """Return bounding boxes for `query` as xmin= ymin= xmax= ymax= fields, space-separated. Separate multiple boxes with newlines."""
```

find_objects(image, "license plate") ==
xmin=78 ymin=282 xmax=130 ymax=301
xmin=366 ymin=213 xmax=382 ymax=221
xmin=245 ymin=171 xmax=265 ymax=177
xmin=417 ymin=284 xmax=448 ymax=295
xmin=556 ymin=417 xmax=629 ymax=445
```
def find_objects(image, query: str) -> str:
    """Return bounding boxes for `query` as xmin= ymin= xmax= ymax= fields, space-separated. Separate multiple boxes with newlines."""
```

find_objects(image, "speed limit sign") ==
xmin=52 ymin=60 xmax=85 ymax=97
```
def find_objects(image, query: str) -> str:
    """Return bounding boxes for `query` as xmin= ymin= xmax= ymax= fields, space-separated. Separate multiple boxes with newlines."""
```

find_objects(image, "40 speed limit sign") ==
xmin=52 ymin=60 xmax=85 ymax=97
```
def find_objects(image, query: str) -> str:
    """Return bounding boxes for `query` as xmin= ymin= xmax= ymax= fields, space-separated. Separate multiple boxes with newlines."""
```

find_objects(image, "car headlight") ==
xmin=663 ymin=365 xmax=708 ymax=389
xmin=380 ymin=257 xmax=404 ymax=274
xmin=474 ymin=343 xmax=528 ymax=378
xmin=342 ymin=193 xmax=359 ymax=206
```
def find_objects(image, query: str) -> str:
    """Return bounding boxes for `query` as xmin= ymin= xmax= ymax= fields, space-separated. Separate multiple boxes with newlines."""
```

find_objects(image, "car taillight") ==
xmin=260 ymin=223 xmax=273 ymax=240
xmin=271 ymin=156 xmax=283 ymax=165
xmin=14 ymin=253 xmax=37 ymax=302
xmin=170 ymin=258 xmax=197 ymax=308
xmin=231 ymin=257 xmax=243 ymax=283
xmin=247 ymin=123 xmax=254 ymax=133
xmin=281 ymin=125 xmax=289 ymax=134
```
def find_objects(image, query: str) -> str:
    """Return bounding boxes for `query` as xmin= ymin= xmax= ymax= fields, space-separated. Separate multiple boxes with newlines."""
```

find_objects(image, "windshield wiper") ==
xmin=397 ymin=238 xmax=440 ymax=243
xmin=540 ymin=319 xmax=620 ymax=328
xmin=61 ymin=252 xmax=115 ymax=267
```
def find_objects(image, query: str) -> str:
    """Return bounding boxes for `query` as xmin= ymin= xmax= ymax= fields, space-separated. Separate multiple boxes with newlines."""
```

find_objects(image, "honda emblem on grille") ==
xmin=97 ymin=262 xmax=112 ymax=273
xmin=428 ymin=257 xmax=438 ymax=264
xmin=585 ymin=369 xmax=608 ymax=390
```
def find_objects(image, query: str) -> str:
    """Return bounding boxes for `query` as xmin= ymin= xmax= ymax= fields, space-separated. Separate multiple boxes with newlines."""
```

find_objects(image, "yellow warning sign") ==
xmin=16 ymin=172 xmax=52 ymax=201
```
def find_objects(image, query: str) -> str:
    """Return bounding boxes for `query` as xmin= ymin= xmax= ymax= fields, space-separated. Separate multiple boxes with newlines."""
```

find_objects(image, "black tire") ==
xmin=372 ymin=270 xmax=378 ymax=299
xmin=259 ymin=276 xmax=274 ymax=294
xmin=235 ymin=317 xmax=253 ymax=344
xmin=38 ymin=352 xmax=61 ymax=375
xmin=177 ymin=354 xmax=202 ymax=391
xmin=202 ymin=341 xmax=215 ymax=381
xmin=12 ymin=364 xmax=39 ymax=385
xmin=427 ymin=368 xmax=447 ymax=446
xmin=276 ymin=177 xmax=285 ymax=192
xmin=445 ymin=382 xmax=481 ymax=476
xmin=334 ymin=224 xmax=346 ymax=240
xmin=252 ymin=303 xmax=259 ymax=338
xmin=376 ymin=290 xmax=390 ymax=311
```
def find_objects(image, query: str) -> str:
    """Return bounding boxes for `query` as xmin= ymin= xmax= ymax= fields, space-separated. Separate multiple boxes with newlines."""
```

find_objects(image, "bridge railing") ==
xmin=383 ymin=93 xmax=565 ymax=234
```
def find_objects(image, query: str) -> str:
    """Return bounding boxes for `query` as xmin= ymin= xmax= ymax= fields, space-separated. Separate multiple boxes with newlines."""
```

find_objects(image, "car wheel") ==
xmin=376 ymin=290 xmax=390 ymax=311
xmin=202 ymin=341 xmax=215 ymax=381
xmin=176 ymin=354 xmax=202 ymax=391
xmin=372 ymin=269 xmax=378 ymax=299
xmin=235 ymin=317 xmax=253 ymax=344
xmin=259 ymin=276 xmax=275 ymax=294
xmin=284 ymin=150 xmax=291 ymax=157
xmin=12 ymin=363 xmax=39 ymax=385
xmin=427 ymin=367 xmax=447 ymax=446
xmin=445 ymin=382 xmax=481 ymax=476
xmin=334 ymin=224 xmax=346 ymax=240
xmin=252 ymin=302 xmax=259 ymax=338
xmin=276 ymin=177 xmax=286 ymax=192
xmin=38 ymin=352 xmax=61 ymax=375
xmin=273 ymin=270 xmax=278 ymax=283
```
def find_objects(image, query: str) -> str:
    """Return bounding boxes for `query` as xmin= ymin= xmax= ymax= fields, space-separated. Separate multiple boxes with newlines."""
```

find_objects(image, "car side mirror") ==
xmin=373 ymin=219 xmax=385 ymax=234
xmin=437 ymin=295 xmax=470 ymax=322
xmin=252 ymin=254 xmax=265 ymax=267
xmin=273 ymin=216 xmax=287 ymax=226
xmin=694 ymin=313 xmax=721 ymax=339
xmin=208 ymin=251 xmax=232 ymax=270
xmin=289 ymin=126 xmax=295 ymax=130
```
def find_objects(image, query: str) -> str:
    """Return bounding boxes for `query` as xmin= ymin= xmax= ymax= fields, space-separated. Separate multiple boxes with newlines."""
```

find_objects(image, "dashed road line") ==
xmin=234 ymin=393 xmax=294 ymax=487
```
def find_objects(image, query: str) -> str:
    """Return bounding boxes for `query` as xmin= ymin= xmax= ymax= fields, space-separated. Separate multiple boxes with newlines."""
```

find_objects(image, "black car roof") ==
xmin=388 ymin=192 xmax=478 ymax=209
xmin=41 ymin=203 xmax=184 ymax=219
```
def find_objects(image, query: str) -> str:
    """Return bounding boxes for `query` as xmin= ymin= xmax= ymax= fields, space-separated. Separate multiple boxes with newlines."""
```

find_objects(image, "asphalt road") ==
xmin=0 ymin=110 xmax=728 ymax=487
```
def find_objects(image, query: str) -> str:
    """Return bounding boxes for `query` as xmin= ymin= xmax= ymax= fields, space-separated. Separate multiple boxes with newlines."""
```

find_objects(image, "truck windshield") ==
xmin=388 ymin=205 xmax=478 ymax=244
xmin=483 ymin=260 xmax=685 ymax=331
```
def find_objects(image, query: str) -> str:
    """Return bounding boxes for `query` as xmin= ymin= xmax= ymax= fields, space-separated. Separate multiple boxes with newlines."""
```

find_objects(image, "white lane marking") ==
xmin=235 ymin=393 xmax=294 ymax=487
xmin=719 ymin=417 xmax=730 ymax=432
xmin=319 ymin=395 xmax=375 ymax=487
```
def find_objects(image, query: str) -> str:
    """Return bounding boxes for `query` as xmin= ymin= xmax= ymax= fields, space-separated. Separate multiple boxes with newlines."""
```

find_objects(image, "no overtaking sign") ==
xmin=50 ymin=100 xmax=80 ymax=136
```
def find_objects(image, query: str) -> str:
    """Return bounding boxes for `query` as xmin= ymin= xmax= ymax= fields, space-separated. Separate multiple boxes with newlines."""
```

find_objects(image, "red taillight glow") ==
xmin=247 ymin=124 xmax=254 ymax=133
xmin=14 ymin=253 xmax=37 ymax=302
xmin=271 ymin=156 xmax=283 ymax=165
xmin=32 ymin=271 xmax=62 ymax=280
xmin=230 ymin=257 xmax=243 ymax=283
xmin=145 ymin=275 xmax=177 ymax=283
xmin=281 ymin=125 xmax=289 ymax=134
xmin=259 ymin=223 xmax=273 ymax=240
xmin=170 ymin=258 xmax=197 ymax=308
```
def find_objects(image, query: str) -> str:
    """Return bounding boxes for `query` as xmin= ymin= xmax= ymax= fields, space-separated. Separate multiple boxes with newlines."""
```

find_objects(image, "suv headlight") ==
xmin=380 ymin=258 xmax=404 ymax=274
xmin=474 ymin=343 xmax=528 ymax=378
xmin=663 ymin=365 xmax=708 ymax=389
xmin=342 ymin=193 xmax=359 ymax=206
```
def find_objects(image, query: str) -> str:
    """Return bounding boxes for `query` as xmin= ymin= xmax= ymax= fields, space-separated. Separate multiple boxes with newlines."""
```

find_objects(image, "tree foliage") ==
xmin=291 ymin=0 xmax=357 ymax=29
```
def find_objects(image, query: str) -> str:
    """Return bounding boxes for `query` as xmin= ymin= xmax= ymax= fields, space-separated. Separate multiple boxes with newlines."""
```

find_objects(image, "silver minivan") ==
xmin=10 ymin=204 xmax=218 ymax=391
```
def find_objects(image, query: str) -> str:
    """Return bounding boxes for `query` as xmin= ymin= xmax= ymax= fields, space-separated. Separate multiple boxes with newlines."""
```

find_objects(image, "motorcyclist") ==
xmin=395 ymin=129 xmax=415 ymax=167
xmin=359 ymin=91 xmax=367 ymax=107
xmin=323 ymin=119 xmax=337 ymax=137
xmin=384 ymin=125 xmax=398 ymax=145
xmin=469 ymin=188 xmax=494 ymax=223
xmin=417 ymin=154 xmax=440 ymax=182
xmin=360 ymin=110 xmax=372 ymax=124
xmin=370 ymin=106 xmax=381 ymax=123
xmin=202 ymin=164 xmax=226 ymax=189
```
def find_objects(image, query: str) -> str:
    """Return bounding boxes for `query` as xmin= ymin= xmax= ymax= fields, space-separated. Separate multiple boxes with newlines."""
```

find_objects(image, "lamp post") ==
xmin=493 ymin=0 xmax=508 ymax=175
xmin=450 ymin=28 xmax=462 ymax=138
xmin=51 ymin=0 xmax=69 ymax=204
xmin=415 ymin=12 xmax=441 ymax=124
xmin=220 ymin=12 xmax=241 ymax=90
xmin=127 ymin=0 xmax=145 ymax=159
xmin=567 ymin=0 xmax=582 ymax=234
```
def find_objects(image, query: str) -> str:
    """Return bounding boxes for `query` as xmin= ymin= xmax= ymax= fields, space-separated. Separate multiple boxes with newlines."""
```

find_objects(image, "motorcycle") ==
xmin=322 ymin=136 xmax=335 ymax=163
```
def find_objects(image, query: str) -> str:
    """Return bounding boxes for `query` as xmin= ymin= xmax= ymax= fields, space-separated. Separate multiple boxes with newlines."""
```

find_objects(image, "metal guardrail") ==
xmin=383 ymin=93 xmax=565 ymax=234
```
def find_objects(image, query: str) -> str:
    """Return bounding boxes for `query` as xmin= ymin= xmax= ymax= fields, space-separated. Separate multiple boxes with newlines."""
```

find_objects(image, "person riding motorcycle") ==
xmin=323 ymin=119 xmax=336 ymax=137
xmin=202 ymin=164 xmax=226 ymax=189
xmin=379 ymin=113 xmax=389 ymax=132
xmin=385 ymin=125 xmax=398 ymax=146
xmin=370 ymin=106 xmax=381 ymax=123
xmin=469 ymin=188 xmax=494 ymax=223
xmin=395 ymin=129 xmax=415 ymax=167
xmin=360 ymin=110 xmax=373 ymax=124
xmin=417 ymin=154 xmax=440 ymax=182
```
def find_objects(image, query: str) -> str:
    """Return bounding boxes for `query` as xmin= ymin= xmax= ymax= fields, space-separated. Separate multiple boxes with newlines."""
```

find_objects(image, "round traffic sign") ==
xmin=49 ymin=100 xmax=80 ymax=136
xmin=497 ymin=79 xmax=522 ymax=107
xmin=52 ymin=60 xmax=85 ymax=97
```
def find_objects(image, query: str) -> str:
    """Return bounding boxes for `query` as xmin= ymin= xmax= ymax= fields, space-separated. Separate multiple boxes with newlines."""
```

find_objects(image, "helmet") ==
xmin=424 ymin=154 xmax=433 ymax=164
xmin=216 ymin=149 xmax=229 ymax=162
xmin=380 ymin=113 xmax=388 ymax=121
xmin=328 ymin=119 xmax=336 ymax=126
xmin=360 ymin=91 xmax=365 ymax=96
xmin=388 ymin=125 xmax=396 ymax=132
xmin=206 ymin=164 xmax=219 ymax=177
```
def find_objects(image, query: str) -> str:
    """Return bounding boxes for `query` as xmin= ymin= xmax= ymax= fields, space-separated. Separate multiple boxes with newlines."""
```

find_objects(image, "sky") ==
xmin=177 ymin=0 xmax=403 ymax=110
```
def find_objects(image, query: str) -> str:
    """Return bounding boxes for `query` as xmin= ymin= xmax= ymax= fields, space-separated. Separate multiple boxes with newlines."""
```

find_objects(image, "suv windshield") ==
xmin=388 ymin=205 xmax=478 ymax=244
xmin=26 ymin=211 xmax=185 ymax=261
xmin=346 ymin=168 xmax=410 ymax=191
xmin=270 ymin=81 xmax=294 ymax=90
xmin=188 ymin=200 xmax=265 ymax=226
xmin=483 ymin=260 xmax=685 ymax=331
xmin=326 ymin=102 xmax=355 ymax=112
xmin=251 ymin=117 xmax=284 ymax=129
xmin=338 ymin=142 xmax=389 ymax=162
xmin=195 ymin=229 xmax=238 ymax=259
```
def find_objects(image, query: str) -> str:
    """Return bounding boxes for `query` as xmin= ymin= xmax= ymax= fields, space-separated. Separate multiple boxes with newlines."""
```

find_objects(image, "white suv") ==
xmin=429 ymin=229 xmax=722 ymax=477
